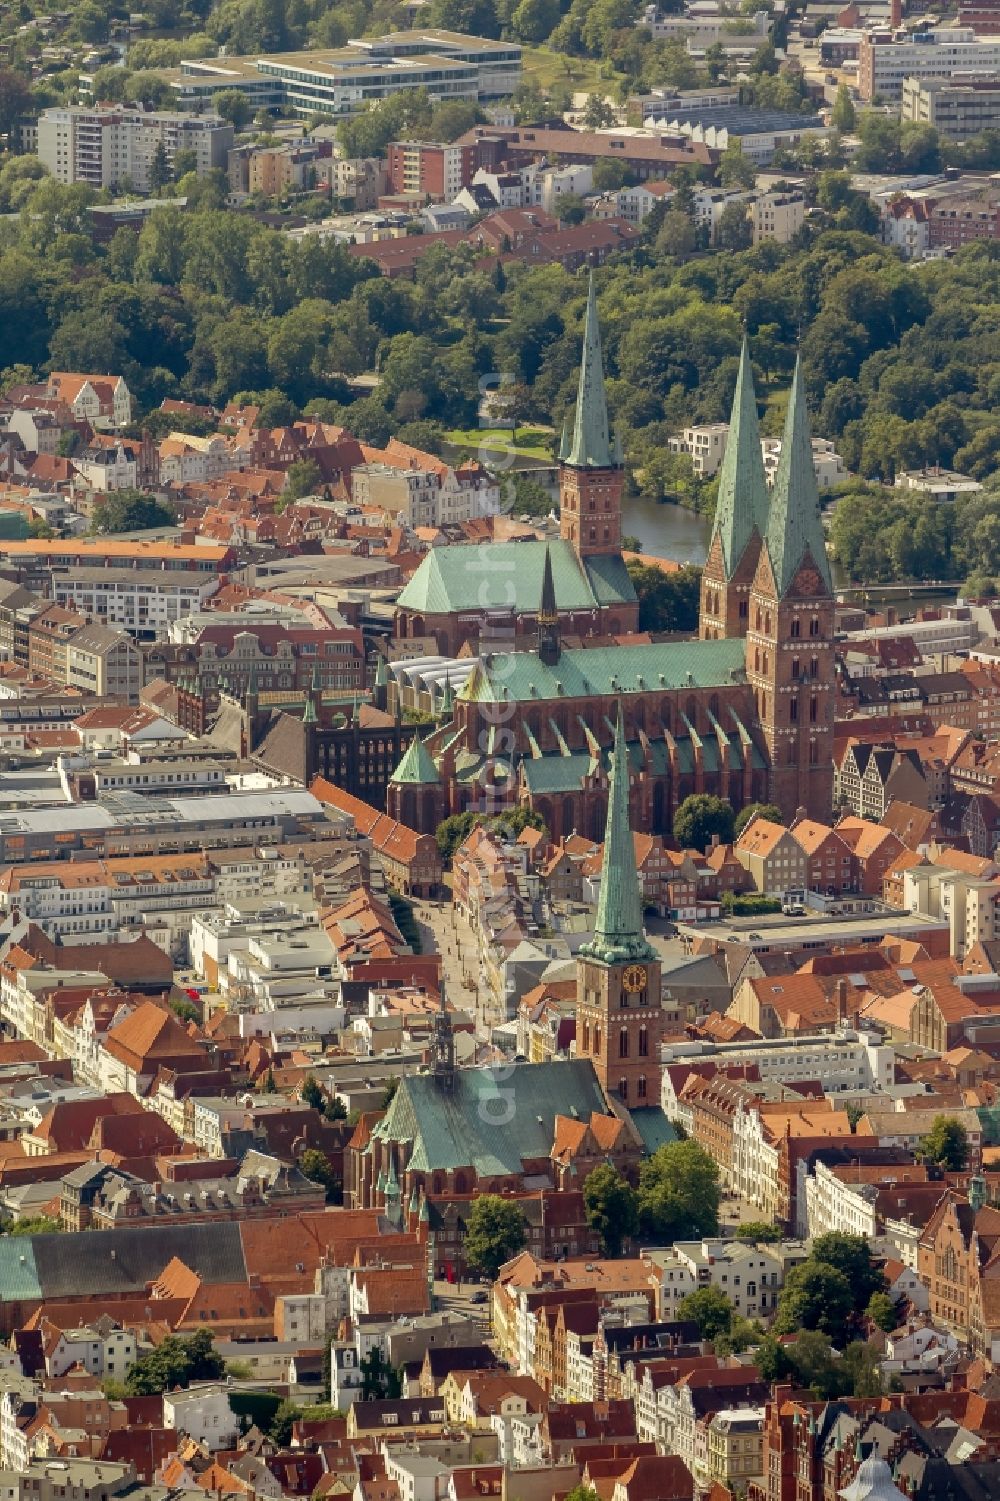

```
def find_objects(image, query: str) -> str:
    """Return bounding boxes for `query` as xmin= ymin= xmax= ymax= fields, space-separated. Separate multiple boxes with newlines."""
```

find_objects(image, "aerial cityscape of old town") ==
xmin=0 ymin=0 xmax=995 ymax=1495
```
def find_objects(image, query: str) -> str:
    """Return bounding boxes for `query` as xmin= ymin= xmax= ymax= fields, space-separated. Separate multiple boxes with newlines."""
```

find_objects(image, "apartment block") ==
xmin=748 ymin=188 xmax=804 ymax=245
xmin=387 ymin=139 xmax=477 ymax=199
xmin=36 ymin=106 xmax=233 ymax=191
xmin=50 ymin=568 xmax=220 ymax=637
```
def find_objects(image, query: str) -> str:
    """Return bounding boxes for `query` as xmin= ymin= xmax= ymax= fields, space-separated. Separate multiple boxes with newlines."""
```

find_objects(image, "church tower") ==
xmin=700 ymin=337 xmax=769 ymax=641
xmin=576 ymin=706 xmax=663 ymax=1110
xmin=746 ymin=358 xmax=836 ymax=824
xmin=560 ymin=272 xmax=623 ymax=560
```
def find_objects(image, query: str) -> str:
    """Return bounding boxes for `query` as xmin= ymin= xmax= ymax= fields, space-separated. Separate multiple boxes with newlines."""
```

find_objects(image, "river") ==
xmin=622 ymin=496 xmax=711 ymax=566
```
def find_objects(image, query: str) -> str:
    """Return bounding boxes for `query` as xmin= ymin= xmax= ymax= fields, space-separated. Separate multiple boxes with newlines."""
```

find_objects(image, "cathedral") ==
xmin=386 ymin=276 xmax=836 ymax=841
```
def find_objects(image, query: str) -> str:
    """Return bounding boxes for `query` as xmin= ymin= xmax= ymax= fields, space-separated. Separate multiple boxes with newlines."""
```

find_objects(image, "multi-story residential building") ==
xmin=37 ymin=106 xmax=233 ymax=191
xmin=64 ymin=624 xmax=142 ymax=702
xmin=51 ymin=568 xmax=219 ymax=636
xmin=734 ymin=816 xmax=807 ymax=896
xmin=42 ymin=1320 xmax=137 ymax=1381
xmin=704 ymin=1408 xmax=765 ymax=1495
xmin=858 ymin=26 xmax=1000 ymax=104
xmin=667 ymin=423 xmax=730 ymax=477
xmin=350 ymin=439 xmax=500 ymax=526
xmin=175 ymin=32 xmax=521 ymax=118
xmin=748 ymin=189 xmax=805 ymax=245
xmin=900 ymin=73 xmax=1000 ymax=138
xmin=652 ymin=1240 xmax=784 ymax=1322
xmin=387 ymin=139 xmax=477 ymax=198
xmin=761 ymin=435 xmax=846 ymax=490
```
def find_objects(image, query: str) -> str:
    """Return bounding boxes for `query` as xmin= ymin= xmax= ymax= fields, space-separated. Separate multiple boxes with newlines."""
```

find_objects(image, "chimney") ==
xmin=836 ymin=978 xmax=848 ymax=1024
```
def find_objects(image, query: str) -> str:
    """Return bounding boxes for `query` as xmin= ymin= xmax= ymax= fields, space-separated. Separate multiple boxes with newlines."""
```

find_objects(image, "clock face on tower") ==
xmin=622 ymin=964 xmax=646 ymax=995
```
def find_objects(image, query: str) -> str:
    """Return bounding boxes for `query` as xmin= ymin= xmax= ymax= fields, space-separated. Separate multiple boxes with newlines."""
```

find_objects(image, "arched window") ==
xmin=594 ymin=1026 xmax=602 ymax=1054
xmin=810 ymin=696 xmax=818 ymax=724
xmin=619 ymin=1078 xmax=629 ymax=1101
xmin=754 ymin=648 xmax=760 ymax=672
xmin=809 ymin=741 xmax=819 ymax=765
xmin=755 ymin=607 xmax=762 ymax=630
xmin=581 ymin=1022 xmax=590 ymax=1053
xmin=762 ymin=653 xmax=768 ymax=675
xmin=761 ymin=693 xmax=767 ymax=718
xmin=810 ymin=657 xmax=819 ymax=679
xmin=638 ymin=1026 xmax=648 ymax=1057
xmin=791 ymin=617 xmax=801 ymax=638
xmin=810 ymin=616 xmax=820 ymax=637
xmin=791 ymin=658 xmax=800 ymax=680
xmin=619 ymin=1027 xmax=629 ymax=1058
xmin=789 ymin=699 xmax=798 ymax=723
xmin=637 ymin=1076 xmax=647 ymax=1100
xmin=765 ymin=613 xmax=772 ymax=634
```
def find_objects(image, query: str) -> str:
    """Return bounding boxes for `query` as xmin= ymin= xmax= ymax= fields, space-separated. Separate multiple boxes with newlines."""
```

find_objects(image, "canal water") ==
xmin=622 ymin=497 xmax=712 ymax=566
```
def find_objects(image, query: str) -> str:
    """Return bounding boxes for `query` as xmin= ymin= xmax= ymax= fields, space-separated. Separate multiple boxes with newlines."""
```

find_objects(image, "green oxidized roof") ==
xmin=373 ymin=1060 xmax=610 ymax=1175
xmin=711 ymin=336 xmax=769 ymax=579
xmin=390 ymin=731 xmax=440 ymax=785
xmin=465 ymin=635 xmax=746 ymax=704
xmin=397 ymin=539 xmax=636 ymax=616
xmin=566 ymin=271 xmax=616 ymax=470
xmin=765 ymin=357 xmax=833 ymax=599
xmin=519 ymin=724 xmax=764 ymax=793
xmin=581 ymin=704 xmax=657 ymax=966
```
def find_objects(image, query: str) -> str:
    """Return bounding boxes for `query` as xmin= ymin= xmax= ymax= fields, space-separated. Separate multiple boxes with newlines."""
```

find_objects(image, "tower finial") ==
xmin=537 ymin=542 xmax=561 ymax=666
xmin=565 ymin=271 xmax=616 ymax=470
xmin=581 ymin=703 xmax=656 ymax=965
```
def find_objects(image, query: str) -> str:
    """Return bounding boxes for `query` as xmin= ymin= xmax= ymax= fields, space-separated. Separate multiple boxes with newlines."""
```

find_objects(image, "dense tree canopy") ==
xmin=464 ymin=1195 xmax=529 ymax=1279
xmin=638 ymin=1139 xmax=720 ymax=1242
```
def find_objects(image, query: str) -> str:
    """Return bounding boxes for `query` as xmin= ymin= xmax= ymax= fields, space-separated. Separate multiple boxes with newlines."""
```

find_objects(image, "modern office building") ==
xmin=173 ymin=31 xmax=521 ymax=120
xmin=858 ymin=27 xmax=1000 ymax=105
xmin=900 ymin=73 xmax=1000 ymax=139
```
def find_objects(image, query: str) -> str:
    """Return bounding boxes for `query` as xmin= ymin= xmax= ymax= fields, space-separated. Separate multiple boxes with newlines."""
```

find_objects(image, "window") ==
xmin=810 ymin=616 xmax=820 ymax=637
xmin=619 ymin=1027 xmax=629 ymax=1058
xmin=810 ymin=696 xmax=818 ymax=723
xmin=619 ymin=1077 xmax=628 ymax=1101
xmin=789 ymin=699 xmax=798 ymax=723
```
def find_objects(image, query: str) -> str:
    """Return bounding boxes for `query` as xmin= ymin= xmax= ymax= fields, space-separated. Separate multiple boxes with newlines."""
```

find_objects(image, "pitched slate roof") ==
xmin=372 ymin=1059 xmax=610 ymax=1175
xmin=397 ymin=538 xmax=636 ymax=616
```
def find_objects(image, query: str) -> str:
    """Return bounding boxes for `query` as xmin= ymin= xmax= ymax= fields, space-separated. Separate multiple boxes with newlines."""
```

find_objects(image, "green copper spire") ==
xmin=539 ymin=542 xmax=557 ymax=623
xmin=375 ymin=656 xmax=388 ymax=688
xmin=302 ymin=695 xmax=318 ymax=726
xmin=765 ymin=357 xmax=833 ymax=598
xmin=581 ymin=704 xmax=656 ymax=965
xmin=440 ymin=673 xmax=455 ymax=717
xmin=390 ymin=731 xmax=440 ymax=785
xmin=566 ymin=272 xmax=616 ymax=470
xmin=558 ymin=416 xmax=570 ymax=462
xmin=712 ymin=337 xmax=769 ymax=578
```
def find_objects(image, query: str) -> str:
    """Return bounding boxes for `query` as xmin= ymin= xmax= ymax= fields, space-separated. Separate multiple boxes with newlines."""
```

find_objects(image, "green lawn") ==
xmin=441 ymin=426 xmax=555 ymax=462
xmin=520 ymin=45 xmax=624 ymax=96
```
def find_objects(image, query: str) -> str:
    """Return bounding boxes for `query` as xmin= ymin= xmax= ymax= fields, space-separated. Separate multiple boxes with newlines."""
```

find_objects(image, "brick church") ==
xmin=385 ymin=275 xmax=836 ymax=842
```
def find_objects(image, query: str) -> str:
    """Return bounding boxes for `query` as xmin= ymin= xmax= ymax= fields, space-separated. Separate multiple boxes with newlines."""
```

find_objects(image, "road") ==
xmin=409 ymin=894 xmax=490 ymax=1034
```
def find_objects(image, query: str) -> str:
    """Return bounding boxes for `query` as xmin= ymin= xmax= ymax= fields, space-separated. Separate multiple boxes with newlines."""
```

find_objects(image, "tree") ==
xmin=298 ymin=1148 xmax=340 ymax=1202
xmin=735 ymin=1220 xmax=783 ymax=1242
xmin=583 ymin=94 xmax=616 ymax=129
xmin=719 ymin=140 xmax=755 ymax=189
xmin=0 ymin=70 xmax=33 ymax=143
xmin=464 ymin=1195 xmax=529 ymax=1279
xmin=866 ymin=1291 xmax=899 ymax=1333
xmin=626 ymin=562 xmax=701 ymax=632
xmin=655 ymin=209 xmax=697 ymax=260
xmin=554 ymin=193 xmax=587 ymax=225
xmin=325 ymin=1095 xmax=348 ymax=1121
xmin=773 ymin=1260 xmax=855 ymax=1337
xmin=810 ymin=1233 xmax=886 ymax=1311
xmin=673 ymin=794 xmax=735 ymax=852
xmin=733 ymin=803 xmax=782 ymax=838
xmin=124 ymin=1331 xmax=224 ymax=1396
xmin=89 ymin=491 xmax=176 ymax=535
xmin=359 ymin=1345 xmax=402 ymax=1399
xmin=638 ymin=1139 xmax=720 ymax=1241
xmin=381 ymin=1077 xmax=400 ymax=1109
xmin=301 ymin=1075 xmax=324 ymax=1110
xmin=678 ymin=1285 xmax=734 ymax=1342
xmin=715 ymin=200 xmax=752 ymax=251
xmin=149 ymin=141 xmax=171 ymax=195
xmin=214 ymin=88 xmax=253 ymax=128
xmin=582 ymin=1164 xmax=639 ymax=1257
xmin=5 ymin=1215 xmax=60 ymax=1236
xmin=269 ymin=1399 xmax=302 ymax=1447
xmin=917 ymin=1115 xmax=969 ymax=1171
xmin=283 ymin=457 xmax=322 ymax=501
xmin=831 ymin=84 xmax=856 ymax=133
